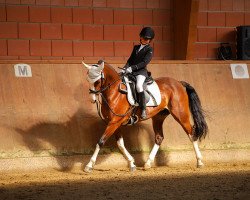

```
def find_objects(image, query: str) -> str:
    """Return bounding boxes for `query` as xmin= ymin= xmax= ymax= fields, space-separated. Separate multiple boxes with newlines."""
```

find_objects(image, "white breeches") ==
xmin=136 ymin=75 xmax=146 ymax=93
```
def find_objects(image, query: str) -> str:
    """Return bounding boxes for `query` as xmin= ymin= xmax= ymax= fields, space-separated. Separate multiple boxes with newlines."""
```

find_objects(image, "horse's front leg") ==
xmin=144 ymin=112 xmax=168 ymax=170
xmin=116 ymin=135 xmax=136 ymax=172
xmin=84 ymin=121 xmax=122 ymax=173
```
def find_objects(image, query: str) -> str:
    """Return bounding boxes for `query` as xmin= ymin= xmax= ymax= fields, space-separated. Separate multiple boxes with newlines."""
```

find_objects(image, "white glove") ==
xmin=126 ymin=67 xmax=132 ymax=73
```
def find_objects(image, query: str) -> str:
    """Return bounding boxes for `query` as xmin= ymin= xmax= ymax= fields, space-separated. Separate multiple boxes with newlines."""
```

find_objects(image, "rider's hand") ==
xmin=125 ymin=67 xmax=132 ymax=73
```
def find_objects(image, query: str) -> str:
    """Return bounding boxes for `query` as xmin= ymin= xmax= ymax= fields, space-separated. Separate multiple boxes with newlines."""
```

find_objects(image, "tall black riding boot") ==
xmin=138 ymin=92 xmax=147 ymax=119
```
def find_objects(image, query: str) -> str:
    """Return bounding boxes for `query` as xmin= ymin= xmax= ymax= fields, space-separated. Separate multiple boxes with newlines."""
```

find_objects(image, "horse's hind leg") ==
xmin=115 ymin=134 xmax=136 ymax=172
xmin=170 ymin=99 xmax=204 ymax=168
xmin=144 ymin=109 xmax=169 ymax=170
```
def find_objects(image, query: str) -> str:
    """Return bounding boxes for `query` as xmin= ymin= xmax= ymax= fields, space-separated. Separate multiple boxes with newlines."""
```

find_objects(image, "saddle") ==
xmin=119 ymin=73 xmax=161 ymax=107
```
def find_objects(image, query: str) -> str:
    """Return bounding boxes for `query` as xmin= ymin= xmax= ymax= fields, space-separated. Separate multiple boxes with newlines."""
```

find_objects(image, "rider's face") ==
xmin=140 ymin=37 xmax=151 ymax=45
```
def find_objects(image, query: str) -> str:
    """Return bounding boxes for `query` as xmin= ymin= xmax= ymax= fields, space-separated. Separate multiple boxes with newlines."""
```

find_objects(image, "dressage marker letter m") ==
xmin=14 ymin=64 xmax=32 ymax=77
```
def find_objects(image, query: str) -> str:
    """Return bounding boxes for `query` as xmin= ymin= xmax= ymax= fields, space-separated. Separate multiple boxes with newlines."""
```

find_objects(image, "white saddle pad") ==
xmin=123 ymin=77 xmax=161 ymax=107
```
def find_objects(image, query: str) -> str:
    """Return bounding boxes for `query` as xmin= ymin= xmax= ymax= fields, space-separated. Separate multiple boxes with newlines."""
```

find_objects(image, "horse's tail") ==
xmin=181 ymin=81 xmax=208 ymax=141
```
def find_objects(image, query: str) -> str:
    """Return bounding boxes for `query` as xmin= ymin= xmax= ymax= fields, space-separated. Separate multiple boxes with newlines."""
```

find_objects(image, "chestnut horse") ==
xmin=82 ymin=60 xmax=208 ymax=172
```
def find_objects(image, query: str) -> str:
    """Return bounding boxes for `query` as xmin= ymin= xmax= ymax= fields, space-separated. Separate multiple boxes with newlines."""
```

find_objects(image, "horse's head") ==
xmin=82 ymin=60 xmax=104 ymax=103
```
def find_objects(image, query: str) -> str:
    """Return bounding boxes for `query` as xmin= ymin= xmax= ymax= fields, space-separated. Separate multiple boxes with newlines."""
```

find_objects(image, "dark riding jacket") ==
xmin=126 ymin=44 xmax=153 ymax=77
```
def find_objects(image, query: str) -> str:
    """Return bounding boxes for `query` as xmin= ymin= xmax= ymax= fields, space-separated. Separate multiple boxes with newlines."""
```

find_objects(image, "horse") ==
xmin=82 ymin=60 xmax=208 ymax=172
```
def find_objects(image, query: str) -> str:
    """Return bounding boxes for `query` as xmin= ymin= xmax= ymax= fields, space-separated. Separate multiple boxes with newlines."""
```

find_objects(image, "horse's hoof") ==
xmin=84 ymin=166 xmax=93 ymax=173
xmin=130 ymin=166 xmax=136 ymax=172
xmin=144 ymin=163 xmax=151 ymax=170
xmin=197 ymin=163 xmax=204 ymax=168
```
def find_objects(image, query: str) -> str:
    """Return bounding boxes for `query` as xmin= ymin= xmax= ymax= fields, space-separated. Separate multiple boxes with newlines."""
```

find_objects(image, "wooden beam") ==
xmin=174 ymin=0 xmax=200 ymax=60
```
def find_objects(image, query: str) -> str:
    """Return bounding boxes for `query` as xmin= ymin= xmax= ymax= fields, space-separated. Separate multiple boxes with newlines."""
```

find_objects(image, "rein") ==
xmin=89 ymin=72 xmax=135 ymax=123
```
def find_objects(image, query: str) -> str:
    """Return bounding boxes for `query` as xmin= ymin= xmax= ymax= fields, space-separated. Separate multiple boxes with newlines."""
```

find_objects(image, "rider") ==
xmin=123 ymin=27 xmax=155 ymax=119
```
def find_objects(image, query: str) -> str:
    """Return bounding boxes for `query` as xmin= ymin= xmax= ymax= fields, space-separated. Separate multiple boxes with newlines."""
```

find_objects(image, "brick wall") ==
xmin=196 ymin=0 xmax=250 ymax=59
xmin=0 ymin=0 xmax=173 ymax=60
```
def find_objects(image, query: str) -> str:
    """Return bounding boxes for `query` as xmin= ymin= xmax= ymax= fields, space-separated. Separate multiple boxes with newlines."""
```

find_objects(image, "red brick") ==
xmin=0 ymin=22 xmax=17 ymax=38
xmin=94 ymin=9 xmax=113 ymax=24
xmin=163 ymin=26 xmax=173 ymax=41
xmin=73 ymin=8 xmax=92 ymax=24
xmin=21 ymin=0 xmax=35 ymax=4
xmin=0 ymin=40 xmax=7 ymax=56
xmin=217 ymin=28 xmax=236 ymax=42
xmin=93 ymin=0 xmax=106 ymax=7
xmin=0 ymin=6 xmax=6 ymax=21
xmin=51 ymin=7 xmax=72 ymax=23
xmin=246 ymin=1 xmax=250 ymax=11
xmin=5 ymin=0 xmax=20 ymax=4
xmin=199 ymin=0 xmax=207 ymax=11
xmin=8 ymin=39 xmax=29 ymax=56
xmin=208 ymin=0 xmax=220 ymax=11
xmin=29 ymin=6 xmax=50 ymax=23
xmin=41 ymin=23 xmax=62 ymax=39
xmin=79 ymin=0 xmax=92 ymax=7
xmin=159 ymin=0 xmax=171 ymax=9
xmin=154 ymin=42 xmax=172 ymax=58
xmin=208 ymin=12 xmax=225 ymax=27
xmin=42 ymin=56 xmax=62 ymax=60
xmin=19 ymin=23 xmax=40 ymax=39
xmin=107 ymin=0 xmax=120 ymax=8
xmin=0 ymin=56 xmax=18 ymax=60
xmin=120 ymin=0 xmax=133 ymax=8
xmin=153 ymin=10 xmax=171 ymax=26
xmin=73 ymin=41 xmax=93 ymax=56
xmin=94 ymin=41 xmax=114 ymax=56
xmin=221 ymin=0 xmax=233 ymax=11
xmin=52 ymin=40 xmax=73 ymax=56
xmin=152 ymin=26 xmax=162 ymax=41
xmin=195 ymin=43 xmax=207 ymax=59
xmin=245 ymin=13 xmax=250 ymax=25
xmin=104 ymin=25 xmax=123 ymax=40
xmin=226 ymin=12 xmax=244 ymax=27
xmin=63 ymin=24 xmax=82 ymax=40
xmin=207 ymin=43 xmax=219 ymax=59
xmin=134 ymin=10 xmax=152 ymax=25
xmin=83 ymin=24 xmax=103 ymax=40
xmin=124 ymin=25 xmax=143 ymax=41
xmin=36 ymin=0 xmax=50 ymax=5
xmin=51 ymin=0 xmax=64 ymax=6
xmin=133 ymin=0 xmax=147 ymax=8
xmin=63 ymin=56 xmax=83 ymax=60
xmin=198 ymin=28 xmax=216 ymax=42
xmin=233 ymin=0 xmax=244 ymax=11
xmin=65 ymin=0 xmax=78 ymax=6
xmin=147 ymin=0 xmax=159 ymax=8
xmin=198 ymin=12 xmax=207 ymax=26
xmin=114 ymin=41 xmax=133 ymax=56
xmin=6 ymin=5 xmax=28 ymax=22
xmin=30 ymin=40 xmax=51 ymax=56
xmin=19 ymin=56 xmax=41 ymax=60
xmin=114 ymin=9 xmax=133 ymax=25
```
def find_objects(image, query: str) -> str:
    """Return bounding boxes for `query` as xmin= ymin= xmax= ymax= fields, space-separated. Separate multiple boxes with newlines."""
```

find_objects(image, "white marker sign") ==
xmin=14 ymin=64 xmax=32 ymax=77
xmin=230 ymin=64 xmax=249 ymax=79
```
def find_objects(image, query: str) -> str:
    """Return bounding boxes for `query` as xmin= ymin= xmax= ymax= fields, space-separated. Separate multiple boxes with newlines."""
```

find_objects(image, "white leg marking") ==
xmin=144 ymin=144 xmax=160 ymax=169
xmin=189 ymin=135 xmax=204 ymax=168
xmin=117 ymin=137 xmax=136 ymax=170
xmin=85 ymin=144 xmax=100 ymax=172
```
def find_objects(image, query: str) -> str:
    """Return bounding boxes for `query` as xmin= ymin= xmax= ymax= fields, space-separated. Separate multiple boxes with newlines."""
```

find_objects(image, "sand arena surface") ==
xmin=0 ymin=163 xmax=249 ymax=200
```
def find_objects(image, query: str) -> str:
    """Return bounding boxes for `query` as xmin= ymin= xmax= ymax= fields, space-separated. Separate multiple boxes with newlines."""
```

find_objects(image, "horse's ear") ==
xmin=99 ymin=61 xmax=104 ymax=71
xmin=82 ymin=61 xmax=92 ymax=70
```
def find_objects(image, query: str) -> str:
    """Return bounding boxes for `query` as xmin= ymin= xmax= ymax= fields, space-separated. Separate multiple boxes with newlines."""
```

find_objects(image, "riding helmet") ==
xmin=139 ymin=27 xmax=155 ymax=40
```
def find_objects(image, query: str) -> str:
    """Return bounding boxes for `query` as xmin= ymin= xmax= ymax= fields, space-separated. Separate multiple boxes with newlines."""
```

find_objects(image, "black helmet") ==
xmin=139 ymin=27 xmax=155 ymax=40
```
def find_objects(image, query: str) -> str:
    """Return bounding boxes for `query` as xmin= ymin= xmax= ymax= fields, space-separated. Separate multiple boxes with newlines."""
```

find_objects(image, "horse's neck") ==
xmin=102 ymin=66 xmax=120 ymax=96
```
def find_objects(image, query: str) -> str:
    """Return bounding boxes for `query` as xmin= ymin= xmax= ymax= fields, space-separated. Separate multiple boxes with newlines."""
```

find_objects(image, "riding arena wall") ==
xmin=0 ymin=60 xmax=249 ymax=171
